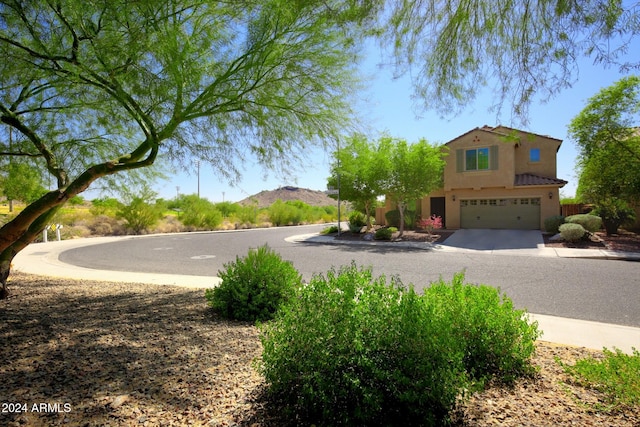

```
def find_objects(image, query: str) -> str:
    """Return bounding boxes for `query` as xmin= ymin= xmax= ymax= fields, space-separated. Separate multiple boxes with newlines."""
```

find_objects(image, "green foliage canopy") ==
xmin=382 ymin=137 xmax=446 ymax=236
xmin=0 ymin=0 xmax=372 ymax=294
xmin=569 ymin=76 xmax=640 ymax=204
xmin=327 ymin=134 xmax=390 ymax=229
xmin=382 ymin=0 xmax=640 ymax=118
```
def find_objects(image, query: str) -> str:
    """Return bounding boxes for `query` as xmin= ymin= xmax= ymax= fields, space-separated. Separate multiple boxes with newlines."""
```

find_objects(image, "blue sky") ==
xmin=154 ymin=40 xmax=640 ymax=203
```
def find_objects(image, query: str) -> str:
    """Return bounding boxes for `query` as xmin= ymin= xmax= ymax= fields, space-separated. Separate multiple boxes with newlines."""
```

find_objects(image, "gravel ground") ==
xmin=1 ymin=273 xmax=638 ymax=427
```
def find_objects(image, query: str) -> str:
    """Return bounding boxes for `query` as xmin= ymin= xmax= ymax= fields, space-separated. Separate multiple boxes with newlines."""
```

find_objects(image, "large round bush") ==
xmin=559 ymin=223 xmax=587 ymax=242
xmin=544 ymin=215 xmax=565 ymax=234
xmin=424 ymin=273 xmax=540 ymax=384
xmin=259 ymin=264 xmax=466 ymax=426
xmin=565 ymin=214 xmax=602 ymax=232
xmin=259 ymin=265 xmax=540 ymax=426
xmin=205 ymin=245 xmax=302 ymax=321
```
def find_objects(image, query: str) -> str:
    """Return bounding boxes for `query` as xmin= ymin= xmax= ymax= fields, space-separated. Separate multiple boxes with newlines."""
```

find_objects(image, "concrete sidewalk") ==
xmin=13 ymin=233 xmax=640 ymax=354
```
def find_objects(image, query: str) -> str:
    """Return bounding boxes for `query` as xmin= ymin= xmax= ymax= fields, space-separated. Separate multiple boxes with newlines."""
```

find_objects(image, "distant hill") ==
xmin=238 ymin=186 xmax=336 ymax=208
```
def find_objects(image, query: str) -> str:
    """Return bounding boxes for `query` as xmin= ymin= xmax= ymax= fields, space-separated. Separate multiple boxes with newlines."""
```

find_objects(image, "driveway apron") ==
xmin=440 ymin=229 xmax=544 ymax=252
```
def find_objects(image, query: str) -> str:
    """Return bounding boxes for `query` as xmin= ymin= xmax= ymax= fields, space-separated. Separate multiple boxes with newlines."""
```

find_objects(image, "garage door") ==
xmin=460 ymin=198 xmax=540 ymax=229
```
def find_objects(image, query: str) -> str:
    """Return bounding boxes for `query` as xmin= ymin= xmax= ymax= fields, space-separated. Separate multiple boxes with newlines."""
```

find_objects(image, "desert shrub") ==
xmin=205 ymin=245 xmax=302 ymax=322
xmin=347 ymin=211 xmax=366 ymax=232
xmin=180 ymin=197 xmax=223 ymax=230
xmin=236 ymin=204 xmax=258 ymax=225
xmin=90 ymin=197 xmax=121 ymax=216
xmin=154 ymin=215 xmax=186 ymax=234
xmin=374 ymin=226 xmax=396 ymax=240
xmin=424 ymin=272 xmax=540 ymax=385
xmin=593 ymin=199 xmax=637 ymax=236
xmin=559 ymin=223 xmax=586 ymax=242
xmin=320 ymin=225 xmax=339 ymax=234
xmin=268 ymin=199 xmax=302 ymax=226
xmin=565 ymin=214 xmax=602 ymax=232
xmin=544 ymin=215 xmax=565 ymax=234
xmin=259 ymin=264 xmax=467 ymax=426
xmin=117 ymin=197 xmax=164 ymax=234
xmin=404 ymin=209 xmax=418 ymax=229
xmin=214 ymin=201 xmax=240 ymax=218
xmin=560 ymin=347 xmax=640 ymax=411
xmin=86 ymin=215 xmax=127 ymax=236
xmin=385 ymin=209 xmax=417 ymax=229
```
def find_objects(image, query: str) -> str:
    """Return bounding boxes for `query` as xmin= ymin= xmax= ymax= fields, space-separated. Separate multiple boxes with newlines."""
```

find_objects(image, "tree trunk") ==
xmin=0 ymin=191 xmax=65 ymax=299
xmin=397 ymin=200 xmax=405 ymax=238
xmin=364 ymin=201 xmax=372 ymax=231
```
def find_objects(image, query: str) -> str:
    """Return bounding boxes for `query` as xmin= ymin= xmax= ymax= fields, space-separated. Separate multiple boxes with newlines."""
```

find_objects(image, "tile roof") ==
xmin=515 ymin=173 xmax=568 ymax=187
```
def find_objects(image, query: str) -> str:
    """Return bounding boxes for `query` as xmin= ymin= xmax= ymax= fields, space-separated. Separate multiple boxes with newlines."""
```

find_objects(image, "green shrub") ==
xmin=179 ymin=196 xmax=223 ymax=229
xmin=560 ymin=347 xmax=640 ymax=411
xmin=559 ymin=223 xmax=587 ymax=242
xmin=544 ymin=215 xmax=565 ymax=234
xmin=385 ymin=209 xmax=417 ymax=229
xmin=347 ymin=211 xmax=367 ymax=232
xmin=424 ymin=273 xmax=540 ymax=385
xmin=594 ymin=199 xmax=637 ymax=236
xmin=205 ymin=245 xmax=302 ymax=322
xmin=404 ymin=208 xmax=418 ymax=229
xmin=374 ymin=226 xmax=395 ymax=240
xmin=320 ymin=225 xmax=339 ymax=234
xmin=259 ymin=264 xmax=467 ymax=426
xmin=116 ymin=197 xmax=164 ymax=234
xmin=268 ymin=199 xmax=302 ymax=226
xmin=565 ymin=214 xmax=602 ymax=232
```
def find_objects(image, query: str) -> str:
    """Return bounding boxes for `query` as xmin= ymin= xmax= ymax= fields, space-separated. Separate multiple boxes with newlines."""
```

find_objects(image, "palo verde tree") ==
xmin=327 ymin=134 xmax=390 ymax=230
xmin=382 ymin=1 xmax=640 ymax=119
xmin=0 ymin=0 xmax=374 ymax=298
xmin=381 ymin=137 xmax=446 ymax=237
xmin=569 ymin=75 xmax=640 ymax=233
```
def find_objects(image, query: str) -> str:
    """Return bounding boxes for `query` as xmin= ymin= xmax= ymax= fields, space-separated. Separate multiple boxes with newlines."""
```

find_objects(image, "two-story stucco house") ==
xmin=397 ymin=125 xmax=568 ymax=230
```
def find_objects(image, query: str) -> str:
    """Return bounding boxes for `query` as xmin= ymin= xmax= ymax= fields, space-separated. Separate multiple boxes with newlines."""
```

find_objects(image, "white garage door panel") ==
xmin=460 ymin=198 xmax=540 ymax=229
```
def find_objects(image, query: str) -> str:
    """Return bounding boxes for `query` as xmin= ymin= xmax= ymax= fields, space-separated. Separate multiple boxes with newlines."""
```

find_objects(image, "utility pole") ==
xmin=336 ymin=139 xmax=341 ymax=235
xmin=196 ymin=160 xmax=200 ymax=198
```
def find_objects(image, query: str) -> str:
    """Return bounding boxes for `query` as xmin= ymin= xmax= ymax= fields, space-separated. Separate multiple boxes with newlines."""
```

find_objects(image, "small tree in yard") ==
xmin=382 ymin=137 xmax=446 ymax=237
xmin=0 ymin=0 xmax=371 ymax=298
xmin=328 ymin=134 xmax=390 ymax=231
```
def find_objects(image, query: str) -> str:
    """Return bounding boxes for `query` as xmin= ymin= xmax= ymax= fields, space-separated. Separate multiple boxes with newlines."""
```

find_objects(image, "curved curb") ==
xmin=13 ymin=236 xmax=219 ymax=289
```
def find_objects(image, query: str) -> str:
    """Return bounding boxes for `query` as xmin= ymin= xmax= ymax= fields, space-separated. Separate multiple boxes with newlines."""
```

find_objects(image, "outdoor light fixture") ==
xmin=548 ymin=192 xmax=553 ymax=199
xmin=452 ymin=195 xmax=456 ymax=201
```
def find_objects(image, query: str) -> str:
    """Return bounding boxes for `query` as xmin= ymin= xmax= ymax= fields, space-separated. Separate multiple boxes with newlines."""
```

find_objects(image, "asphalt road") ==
xmin=58 ymin=225 xmax=640 ymax=327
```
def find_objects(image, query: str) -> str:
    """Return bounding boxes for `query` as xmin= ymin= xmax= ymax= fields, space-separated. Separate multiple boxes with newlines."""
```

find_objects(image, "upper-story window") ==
xmin=465 ymin=147 xmax=490 ymax=171
xmin=529 ymin=148 xmax=540 ymax=162
xmin=456 ymin=145 xmax=498 ymax=172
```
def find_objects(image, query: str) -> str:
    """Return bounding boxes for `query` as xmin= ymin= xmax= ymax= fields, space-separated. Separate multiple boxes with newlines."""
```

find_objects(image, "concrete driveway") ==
xmin=440 ymin=229 xmax=544 ymax=251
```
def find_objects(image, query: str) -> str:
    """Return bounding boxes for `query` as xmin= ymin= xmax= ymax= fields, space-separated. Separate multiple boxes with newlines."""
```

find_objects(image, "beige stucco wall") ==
xmin=444 ymin=129 xmax=516 ymax=191
xmin=512 ymin=131 xmax=561 ymax=177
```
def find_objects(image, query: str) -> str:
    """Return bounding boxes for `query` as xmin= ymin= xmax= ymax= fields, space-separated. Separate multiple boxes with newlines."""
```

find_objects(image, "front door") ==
xmin=430 ymin=197 xmax=446 ymax=228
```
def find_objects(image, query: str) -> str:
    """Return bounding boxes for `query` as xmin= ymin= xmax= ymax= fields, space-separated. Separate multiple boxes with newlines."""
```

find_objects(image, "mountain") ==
xmin=238 ymin=186 xmax=336 ymax=208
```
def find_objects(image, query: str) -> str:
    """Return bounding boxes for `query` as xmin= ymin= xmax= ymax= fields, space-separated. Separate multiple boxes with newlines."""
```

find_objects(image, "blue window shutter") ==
xmin=456 ymin=149 xmax=463 ymax=172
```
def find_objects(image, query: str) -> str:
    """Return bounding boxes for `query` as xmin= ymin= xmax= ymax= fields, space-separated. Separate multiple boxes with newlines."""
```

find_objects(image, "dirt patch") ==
xmin=543 ymin=229 xmax=640 ymax=253
xmin=334 ymin=229 xmax=455 ymax=244
xmin=1 ymin=273 xmax=638 ymax=426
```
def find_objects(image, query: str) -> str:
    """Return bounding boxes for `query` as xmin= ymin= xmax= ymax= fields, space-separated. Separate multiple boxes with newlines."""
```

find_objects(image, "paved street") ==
xmin=53 ymin=225 xmax=640 ymax=328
